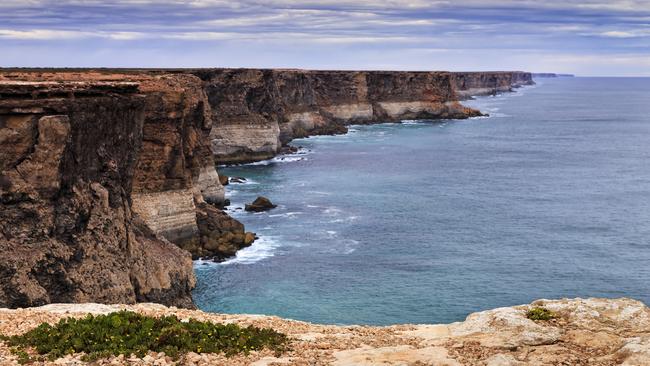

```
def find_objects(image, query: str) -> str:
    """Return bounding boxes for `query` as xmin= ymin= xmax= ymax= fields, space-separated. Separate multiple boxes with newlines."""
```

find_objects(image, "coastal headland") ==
xmin=2 ymin=69 xmax=649 ymax=364
xmin=0 ymin=68 xmax=533 ymax=308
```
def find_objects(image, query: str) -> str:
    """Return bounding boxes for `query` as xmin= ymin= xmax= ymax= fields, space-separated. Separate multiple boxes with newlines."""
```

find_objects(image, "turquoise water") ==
xmin=194 ymin=77 xmax=650 ymax=325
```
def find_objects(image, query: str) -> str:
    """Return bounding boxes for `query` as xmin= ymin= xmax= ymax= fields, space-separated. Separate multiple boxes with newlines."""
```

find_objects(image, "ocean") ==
xmin=194 ymin=77 xmax=650 ymax=325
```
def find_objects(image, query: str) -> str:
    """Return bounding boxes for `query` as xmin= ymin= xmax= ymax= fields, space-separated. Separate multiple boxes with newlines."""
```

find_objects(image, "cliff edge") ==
xmin=0 ymin=298 xmax=648 ymax=365
xmin=191 ymin=69 xmax=486 ymax=164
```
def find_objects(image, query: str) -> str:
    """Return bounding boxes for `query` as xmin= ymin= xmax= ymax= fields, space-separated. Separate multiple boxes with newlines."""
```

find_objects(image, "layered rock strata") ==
xmin=451 ymin=71 xmax=535 ymax=100
xmin=0 ymin=298 xmax=648 ymax=365
xmin=191 ymin=69 xmax=485 ymax=164
xmin=0 ymin=72 xmax=251 ymax=308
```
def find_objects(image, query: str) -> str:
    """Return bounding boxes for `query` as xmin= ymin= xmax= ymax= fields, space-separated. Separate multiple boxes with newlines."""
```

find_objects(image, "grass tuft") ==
xmin=0 ymin=311 xmax=288 ymax=363
xmin=526 ymin=306 xmax=557 ymax=321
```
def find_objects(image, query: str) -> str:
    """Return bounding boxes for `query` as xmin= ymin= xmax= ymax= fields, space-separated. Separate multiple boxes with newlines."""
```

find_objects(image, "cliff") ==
xmin=451 ymin=71 xmax=535 ymax=100
xmin=0 ymin=72 xmax=253 ymax=309
xmin=0 ymin=68 xmax=532 ymax=309
xmin=191 ymin=69 xmax=484 ymax=164
xmin=1 ymin=298 xmax=648 ymax=365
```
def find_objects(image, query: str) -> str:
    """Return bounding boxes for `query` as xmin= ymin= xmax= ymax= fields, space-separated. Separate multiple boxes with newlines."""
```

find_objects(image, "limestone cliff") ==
xmin=192 ymin=69 xmax=484 ymax=164
xmin=0 ymin=72 xmax=252 ymax=308
xmin=451 ymin=71 xmax=535 ymax=99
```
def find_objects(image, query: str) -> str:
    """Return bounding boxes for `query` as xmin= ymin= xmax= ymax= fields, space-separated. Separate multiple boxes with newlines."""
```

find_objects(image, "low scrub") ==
xmin=526 ymin=306 xmax=557 ymax=321
xmin=0 ymin=311 xmax=289 ymax=363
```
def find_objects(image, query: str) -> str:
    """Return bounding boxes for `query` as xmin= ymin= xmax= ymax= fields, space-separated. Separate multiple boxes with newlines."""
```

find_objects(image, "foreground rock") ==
xmin=0 ymin=298 xmax=647 ymax=365
xmin=245 ymin=196 xmax=278 ymax=212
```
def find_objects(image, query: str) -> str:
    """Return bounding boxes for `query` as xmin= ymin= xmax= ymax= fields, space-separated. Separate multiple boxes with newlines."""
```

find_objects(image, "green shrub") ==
xmin=526 ymin=306 xmax=557 ymax=321
xmin=0 ymin=311 xmax=289 ymax=363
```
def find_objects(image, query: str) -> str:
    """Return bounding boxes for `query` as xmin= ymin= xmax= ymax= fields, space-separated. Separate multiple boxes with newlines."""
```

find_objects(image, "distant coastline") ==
xmin=532 ymin=72 xmax=576 ymax=78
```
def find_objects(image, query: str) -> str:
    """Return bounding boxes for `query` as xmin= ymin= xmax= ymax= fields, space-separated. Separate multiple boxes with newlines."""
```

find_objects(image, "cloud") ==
xmin=163 ymin=31 xmax=412 ymax=44
xmin=0 ymin=29 xmax=146 ymax=40
xmin=0 ymin=29 xmax=91 ymax=40
xmin=599 ymin=30 xmax=650 ymax=38
xmin=0 ymin=0 xmax=649 ymax=74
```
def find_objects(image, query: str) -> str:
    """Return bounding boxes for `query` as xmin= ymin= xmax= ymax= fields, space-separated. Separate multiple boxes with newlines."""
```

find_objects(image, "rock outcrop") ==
xmin=245 ymin=196 xmax=277 ymax=212
xmin=0 ymin=298 xmax=648 ymax=365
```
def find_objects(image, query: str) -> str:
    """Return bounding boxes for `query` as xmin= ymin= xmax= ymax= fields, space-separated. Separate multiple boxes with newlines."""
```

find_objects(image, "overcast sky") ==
xmin=1 ymin=0 xmax=649 ymax=75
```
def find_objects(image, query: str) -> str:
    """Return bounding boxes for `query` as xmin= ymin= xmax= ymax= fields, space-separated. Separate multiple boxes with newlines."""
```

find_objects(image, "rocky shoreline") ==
xmin=1 ymin=68 xmax=532 ymax=309
xmin=0 ymin=297 xmax=648 ymax=365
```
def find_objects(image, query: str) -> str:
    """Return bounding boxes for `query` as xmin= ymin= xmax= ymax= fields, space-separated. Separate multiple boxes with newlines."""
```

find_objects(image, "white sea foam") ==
xmin=229 ymin=148 xmax=312 ymax=167
xmin=217 ymin=236 xmax=282 ymax=266
xmin=490 ymin=113 xmax=510 ymax=118
xmin=308 ymin=191 xmax=332 ymax=196
xmin=323 ymin=207 xmax=343 ymax=215
xmin=401 ymin=120 xmax=425 ymax=125
xmin=268 ymin=211 xmax=303 ymax=218
xmin=229 ymin=178 xmax=258 ymax=185
xmin=329 ymin=215 xmax=359 ymax=223
xmin=342 ymin=239 xmax=359 ymax=254
xmin=245 ymin=155 xmax=306 ymax=166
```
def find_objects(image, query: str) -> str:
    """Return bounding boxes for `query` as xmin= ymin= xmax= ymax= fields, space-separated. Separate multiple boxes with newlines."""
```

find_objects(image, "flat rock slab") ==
xmin=0 ymin=298 xmax=649 ymax=365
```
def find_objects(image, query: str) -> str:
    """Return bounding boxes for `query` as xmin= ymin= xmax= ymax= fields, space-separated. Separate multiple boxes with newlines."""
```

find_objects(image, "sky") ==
xmin=1 ymin=0 xmax=649 ymax=75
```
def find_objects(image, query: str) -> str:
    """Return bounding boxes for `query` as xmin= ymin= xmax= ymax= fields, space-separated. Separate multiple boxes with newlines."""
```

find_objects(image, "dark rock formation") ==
xmin=183 ymin=202 xmax=255 ymax=261
xmin=245 ymin=196 xmax=277 ymax=212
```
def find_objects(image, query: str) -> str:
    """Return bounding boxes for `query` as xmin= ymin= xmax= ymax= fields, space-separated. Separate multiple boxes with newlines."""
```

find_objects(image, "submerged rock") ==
xmin=245 ymin=196 xmax=278 ymax=212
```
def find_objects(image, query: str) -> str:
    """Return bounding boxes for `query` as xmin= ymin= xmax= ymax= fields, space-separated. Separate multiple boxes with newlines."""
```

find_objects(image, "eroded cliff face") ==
xmin=0 ymin=68 xmax=533 ymax=309
xmin=451 ymin=71 xmax=535 ymax=100
xmin=192 ymin=69 xmax=484 ymax=164
xmin=0 ymin=72 xmax=251 ymax=308
xmin=0 ymin=78 xmax=198 ymax=308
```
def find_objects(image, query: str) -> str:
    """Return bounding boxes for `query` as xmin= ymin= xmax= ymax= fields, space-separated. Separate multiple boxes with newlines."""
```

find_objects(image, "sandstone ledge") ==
xmin=0 ymin=298 xmax=648 ymax=365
